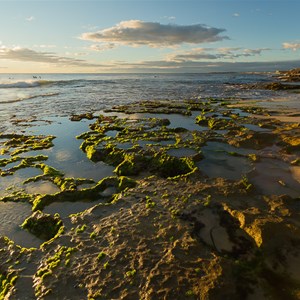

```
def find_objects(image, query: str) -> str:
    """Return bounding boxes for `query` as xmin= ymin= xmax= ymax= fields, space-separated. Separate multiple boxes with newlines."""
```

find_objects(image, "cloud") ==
xmin=162 ymin=16 xmax=176 ymax=21
xmin=283 ymin=42 xmax=300 ymax=51
xmin=89 ymin=43 xmax=116 ymax=51
xmin=33 ymin=44 xmax=57 ymax=49
xmin=113 ymin=59 xmax=300 ymax=73
xmin=233 ymin=13 xmax=240 ymax=17
xmin=0 ymin=46 xmax=106 ymax=68
xmin=26 ymin=16 xmax=35 ymax=22
xmin=167 ymin=47 xmax=270 ymax=62
xmin=80 ymin=20 xmax=228 ymax=47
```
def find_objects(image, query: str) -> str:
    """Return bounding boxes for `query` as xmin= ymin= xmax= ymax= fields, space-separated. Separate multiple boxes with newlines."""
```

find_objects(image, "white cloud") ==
xmin=162 ymin=16 xmax=176 ymax=21
xmin=283 ymin=42 xmax=300 ymax=51
xmin=80 ymin=20 xmax=228 ymax=47
xmin=233 ymin=13 xmax=240 ymax=17
xmin=0 ymin=46 xmax=106 ymax=68
xmin=26 ymin=16 xmax=35 ymax=22
xmin=33 ymin=44 xmax=57 ymax=49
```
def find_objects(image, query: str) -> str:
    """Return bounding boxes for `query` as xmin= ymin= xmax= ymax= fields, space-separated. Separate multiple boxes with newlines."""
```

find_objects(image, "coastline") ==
xmin=0 ymin=74 xmax=300 ymax=299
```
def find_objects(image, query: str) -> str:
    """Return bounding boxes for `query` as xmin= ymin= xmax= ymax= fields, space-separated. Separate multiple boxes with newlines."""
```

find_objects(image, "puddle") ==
xmin=43 ymin=200 xmax=103 ymax=219
xmin=0 ymin=167 xmax=42 ymax=197
xmin=24 ymin=180 xmax=60 ymax=194
xmin=105 ymin=130 xmax=119 ymax=138
xmin=197 ymin=209 xmax=233 ymax=252
xmin=116 ymin=142 xmax=134 ymax=150
xmin=242 ymin=123 xmax=270 ymax=132
xmin=0 ymin=201 xmax=42 ymax=248
xmin=167 ymin=148 xmax=198 ymax=158
xmin=99 ymin=186 xmax=117 ymax=197
xmin=196 ymin=142 xmax=253 ymax=180
xmin=249 ymin=158 xmax=300 ymax=197
xmin=137 ymin=140 xmax=159 ymax=148
xmin=25 ymin=117 xmax=115 ymax=181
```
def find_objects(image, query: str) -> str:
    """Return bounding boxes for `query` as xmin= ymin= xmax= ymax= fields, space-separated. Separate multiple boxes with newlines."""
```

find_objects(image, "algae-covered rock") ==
xmin=21 ymin=211 xmax=63 ymax=240
xmin=31 ymin=176 xmax=136 ymax=211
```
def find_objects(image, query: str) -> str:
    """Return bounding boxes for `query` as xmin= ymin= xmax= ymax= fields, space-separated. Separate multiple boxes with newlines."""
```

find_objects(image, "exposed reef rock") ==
xmin=0 ymin=96 xmax=300 ymax=299
xmin=275 ymin=68 xmax=300 ymax=82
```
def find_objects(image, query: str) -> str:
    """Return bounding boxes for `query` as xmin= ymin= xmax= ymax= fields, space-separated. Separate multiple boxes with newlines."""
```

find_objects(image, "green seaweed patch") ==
xmin=70 ymin=113 xmax=94 ymax=121
xmin=196 ymin=114 xmax=236 ymax=130
xmin=32 ymin=176 xmax=136 ymax=211
xmin=0 ymin=133 xmax=55 ymax=156
xmin=0 ymin=272 xmax=18 ymax=299
xmin=104 ymin=100 xmax=192 ymax=115
xmin=35 ymin=163 xmax=64 ymax=177
xmin=34 ymin=246 xmax=77 ymax=297
xmin=0 ymin=191 xmax=35 ymax=203
xmin=151 ymin=153 xmax=196 ymax=178
xmin=21 ymin=211 xmax=63 ymax=240
xmin=84 ymin=142 xmax=125 ymax=165
xmin=54 ymin=177 xmax=95 ymax=191
xmin=114 ymin=153 xmax=147 ymax=176
xmin=0 ymin=155 xmax=48 ymax=177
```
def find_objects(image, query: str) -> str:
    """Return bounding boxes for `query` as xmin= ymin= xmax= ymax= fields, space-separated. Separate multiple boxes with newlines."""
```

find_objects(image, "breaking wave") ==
xmin=0 ymin=80 xmax=52 ymax=89
xmin=0 ymin=92 xmax=60 ymax=104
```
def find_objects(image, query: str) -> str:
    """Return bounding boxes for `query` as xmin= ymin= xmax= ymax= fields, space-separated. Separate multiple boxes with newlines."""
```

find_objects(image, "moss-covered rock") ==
xmin=21 ymin=211 xmax=63 ymax=240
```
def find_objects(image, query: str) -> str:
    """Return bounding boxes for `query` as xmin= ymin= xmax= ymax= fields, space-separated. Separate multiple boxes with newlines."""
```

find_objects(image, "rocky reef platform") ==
xmin=0 ymin=95 xmax=300 ymax=299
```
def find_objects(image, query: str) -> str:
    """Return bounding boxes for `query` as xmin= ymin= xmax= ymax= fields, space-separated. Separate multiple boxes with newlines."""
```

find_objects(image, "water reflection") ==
xmin=25 ymin=180 xmax=60 ymax=194
xmin=0 ymin=202 xmax=42 ymax=248
xmin=197 ymin=141 xmax=253 ymax=180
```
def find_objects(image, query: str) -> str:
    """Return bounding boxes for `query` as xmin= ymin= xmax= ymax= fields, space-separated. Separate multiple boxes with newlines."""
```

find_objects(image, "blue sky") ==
xmin=0 ymin=0 xmax=299 ymax=72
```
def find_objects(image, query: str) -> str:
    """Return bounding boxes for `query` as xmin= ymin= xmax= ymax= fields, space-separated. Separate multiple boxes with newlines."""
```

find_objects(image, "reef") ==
xmin=0 ymin=95 xmax=300 ymax=299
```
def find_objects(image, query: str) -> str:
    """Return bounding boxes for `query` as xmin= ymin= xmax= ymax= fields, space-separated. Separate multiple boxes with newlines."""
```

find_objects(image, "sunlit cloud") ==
xmin=0 ymin=46 xmax=106 ymax=68
xmin=283 ymin=42 xmax=300 ymax=51
xmin=89 ymin=43 xmax=116 ymax=51
xmin=167 ymin=47 xmax=270 ymax=62
xmin=113 ymin=59 xmax=300 ymax=73
xmin=80 ymin=20 xmax=228 ymax=48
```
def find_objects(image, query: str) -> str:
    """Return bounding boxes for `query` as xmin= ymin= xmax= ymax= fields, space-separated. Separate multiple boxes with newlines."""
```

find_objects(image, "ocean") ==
xmin=0 ymin=72 xmax=277 ymax=131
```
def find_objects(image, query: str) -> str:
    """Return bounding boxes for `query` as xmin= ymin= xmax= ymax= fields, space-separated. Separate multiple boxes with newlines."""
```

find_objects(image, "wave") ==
xmin=0 ymin=78 xmax=118 ymax=89
xmin=0 ymin=92 xmax=60 ymax=104
xmin=0 ymin=80 xmax=52 ymax=89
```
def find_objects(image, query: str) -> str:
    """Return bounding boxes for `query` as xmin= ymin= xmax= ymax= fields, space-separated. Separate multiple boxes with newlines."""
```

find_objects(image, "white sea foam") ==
xmin=0 ymin=92 xmax=60 ymax=104
xmin=0 ymin=80 xmax=52 ymax=89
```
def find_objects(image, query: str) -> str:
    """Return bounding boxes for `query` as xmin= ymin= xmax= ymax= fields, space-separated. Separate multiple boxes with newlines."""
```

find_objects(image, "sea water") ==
xmin=0 ymin=72 xmax=277 ymax=130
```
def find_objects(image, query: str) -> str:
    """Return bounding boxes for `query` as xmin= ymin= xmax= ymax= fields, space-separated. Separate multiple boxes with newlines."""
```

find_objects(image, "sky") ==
xmin=0 ymin=0 xmax=300 ymax=73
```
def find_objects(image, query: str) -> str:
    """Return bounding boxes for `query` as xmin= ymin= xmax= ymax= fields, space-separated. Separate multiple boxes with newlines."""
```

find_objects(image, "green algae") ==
xmin=0 ymin=272 xmax=17 ymax=299
xmin=34 ymin=246 xmax=78 ymax=298
xmin=21 ymin=211 xmax=63 ymax=240
xmin=70 ymin=113 xmax=94 ymax=121
xmin=0 ymin=155 xmax=48 ymax=177
xmin=0 ymin=133 xmax=55 ymax=156
xmin=32 ymin=176 xmax=136 ymax=211
xmin=36 ymin=163 xmax=64 ymax=177
xmin=0 ymin=191 xmax=35 ymax=203
xmin=151 ymin=153 xmax=196 ymax=178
